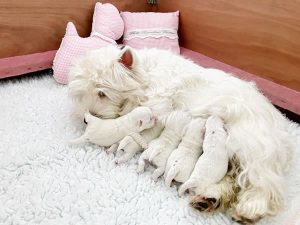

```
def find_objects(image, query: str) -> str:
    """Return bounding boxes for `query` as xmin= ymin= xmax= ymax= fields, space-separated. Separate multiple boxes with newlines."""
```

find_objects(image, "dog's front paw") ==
xmin=189 ymin=195 xmax=220 ymax=212
xmin=229 ymin=209 xmax=260 ymax=225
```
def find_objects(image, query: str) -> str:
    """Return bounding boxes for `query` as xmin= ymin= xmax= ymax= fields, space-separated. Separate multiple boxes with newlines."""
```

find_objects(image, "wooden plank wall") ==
xmin=1 ymin=0 xmax=300 ymax=92
xmin=0 ymin=0 xmax=150 ymax=58
xmin=153 ymin=0 xmax=300 ymax=92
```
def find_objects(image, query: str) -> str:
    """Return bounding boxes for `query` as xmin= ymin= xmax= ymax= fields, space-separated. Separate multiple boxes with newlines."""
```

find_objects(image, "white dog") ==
xmin=178 ymin=116 xmax=228 ymax=197
xmin=113 ymin=123 xmax=164 ymax=164
xmin=69 ymin=106 xmax=156 ymax=147
xmin=164 ymin=117 xmax=206 ymax=187
xmin=137 ymin=111 xmax=191 ymax=180
xmin=68 ymin=45 xmax=293 ymax=223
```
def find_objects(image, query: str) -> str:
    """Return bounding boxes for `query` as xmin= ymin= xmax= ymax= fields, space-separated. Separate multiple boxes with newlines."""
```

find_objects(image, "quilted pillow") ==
xmin=120 ymin=11 xmax=180 ymax=54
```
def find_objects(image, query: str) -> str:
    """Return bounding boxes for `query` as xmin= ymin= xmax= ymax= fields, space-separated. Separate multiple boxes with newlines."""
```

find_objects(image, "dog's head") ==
xmin=68 ymin=45 xmax=146 ymax=119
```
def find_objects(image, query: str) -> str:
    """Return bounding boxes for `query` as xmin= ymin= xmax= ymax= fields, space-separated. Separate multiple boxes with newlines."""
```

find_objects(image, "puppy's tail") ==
xmin=165 ymin=165 xmax=179 ymax=187
xmin=68 ymin=135 xmax=87 ymax=145
xmin=178 ymin=179 xmax=198 ymax=197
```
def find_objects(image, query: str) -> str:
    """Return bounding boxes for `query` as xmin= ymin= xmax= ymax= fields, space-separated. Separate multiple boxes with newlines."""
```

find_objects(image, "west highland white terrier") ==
xmin=164 ymin=117 xmax=206 ymax=188
xmin=137 ymin=110 xmax=191 ymax=181
xmin=68 ymin=45 xmax=293 ymax=223
xmin=69 ymin=106 xmax=156 ymax=147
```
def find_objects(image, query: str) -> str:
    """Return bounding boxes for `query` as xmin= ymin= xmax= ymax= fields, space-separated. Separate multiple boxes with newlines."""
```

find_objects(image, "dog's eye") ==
xmin=98 ymin=91 xmax=106 ymax=98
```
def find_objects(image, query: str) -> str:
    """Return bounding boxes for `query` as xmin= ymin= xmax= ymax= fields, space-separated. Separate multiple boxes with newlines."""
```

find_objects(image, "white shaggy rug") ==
xmin=0 ymin=73 xmax=300 ymax=225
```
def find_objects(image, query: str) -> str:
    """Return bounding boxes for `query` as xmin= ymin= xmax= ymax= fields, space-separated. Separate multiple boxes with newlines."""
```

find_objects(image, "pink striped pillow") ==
xmin=120 ymin=11 xmax=180 ymax=54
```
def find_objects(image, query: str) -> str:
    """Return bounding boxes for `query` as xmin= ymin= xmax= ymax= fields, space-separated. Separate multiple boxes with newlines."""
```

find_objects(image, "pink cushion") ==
xmin=121 ymin=11 xmax=180 ymax=54
xmin=52 ymin=3 xmax=124 ymax=84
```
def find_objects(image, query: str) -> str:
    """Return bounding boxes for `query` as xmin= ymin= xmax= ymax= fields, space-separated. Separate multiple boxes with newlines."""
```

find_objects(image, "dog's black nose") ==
xmin=84 ymin=118 xmax=87 ymax=124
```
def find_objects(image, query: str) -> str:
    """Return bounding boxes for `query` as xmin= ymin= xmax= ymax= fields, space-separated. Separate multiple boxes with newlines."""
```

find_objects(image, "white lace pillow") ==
xmin=120 ymin=11 xmax=180 ymax=54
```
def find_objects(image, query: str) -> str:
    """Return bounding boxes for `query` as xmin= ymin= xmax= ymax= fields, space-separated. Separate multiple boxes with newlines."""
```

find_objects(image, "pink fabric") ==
xmin=52 ymin=3 xmax=124 ymax=84
xmin=121 ymin=11 xmax=180 ymax=54
xmin=0 ymin=51 xmax=56 ymax=79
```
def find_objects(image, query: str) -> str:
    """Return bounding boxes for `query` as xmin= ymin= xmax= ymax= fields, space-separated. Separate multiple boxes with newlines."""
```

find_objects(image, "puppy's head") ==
xmin=68 ymin=45 xmax=146 ymax=119
xmin=205 ymin=116 xmax=225 ymax=133
xmin=131 ymin=107 xmax=157 ymax=131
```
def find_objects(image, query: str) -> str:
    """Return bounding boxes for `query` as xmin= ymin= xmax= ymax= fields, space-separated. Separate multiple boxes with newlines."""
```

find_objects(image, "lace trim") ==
xmin=123 ymin=28 xmax=178 ymax=40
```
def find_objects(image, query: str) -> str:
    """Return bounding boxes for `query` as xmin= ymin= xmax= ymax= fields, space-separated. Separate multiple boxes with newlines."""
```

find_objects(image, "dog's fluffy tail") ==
xmin=165 ymin=165 xmax=179 ymax=187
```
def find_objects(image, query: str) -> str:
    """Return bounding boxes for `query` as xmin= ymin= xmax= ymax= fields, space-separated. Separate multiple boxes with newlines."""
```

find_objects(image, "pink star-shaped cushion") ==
xmin=53 ymin=3 xmax=124 ymax=84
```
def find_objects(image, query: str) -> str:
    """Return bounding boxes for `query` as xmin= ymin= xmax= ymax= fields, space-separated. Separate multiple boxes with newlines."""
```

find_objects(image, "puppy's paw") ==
xmin=189 ymin=195 xmax=220 ymax=212
xmin=141 ymin=143 xmax=148 ymax=149
xmin=151 ymin=168 xmax=164 ymax=181
xmin=115 ymin=158 xmax=126 ymax=165
xmin=137 ymin=165 xmax=145 ymax=174
xmin=151 ymin=174 xmax=159 ymax=181
xmin=115 ymin=159 xmax=124 ymax=165
xmin=178 ymin=186 xmax=187 ymax=197
xmin=106 ymin=144 xmax=118 ymax=153
xmin=149 ymin=150 xmax=160 ymax=162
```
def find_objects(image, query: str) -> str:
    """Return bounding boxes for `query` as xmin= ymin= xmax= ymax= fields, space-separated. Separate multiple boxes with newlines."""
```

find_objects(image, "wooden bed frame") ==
xmin=1 ymin=0 xmax=299 ymax=114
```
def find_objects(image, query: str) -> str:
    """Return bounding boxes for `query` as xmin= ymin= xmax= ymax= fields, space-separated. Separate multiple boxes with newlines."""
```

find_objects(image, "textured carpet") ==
xmin=0 ymin=74 xmax=299 ymax=225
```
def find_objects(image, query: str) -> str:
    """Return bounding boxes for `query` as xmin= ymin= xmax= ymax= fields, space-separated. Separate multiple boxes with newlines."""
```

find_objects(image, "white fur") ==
xmin=178 ymin=116 xmax=228 ymax=196
xmin=164 ymin=117 xmax=206 ymax=187
xmin=114 ymin=122 xmax=164 ymax=164
xmin=127 ymin=132 xmax=149 ymax=149
xmin=137 ymin=111 xmax=192 ymax=181
xmin=68 ymin=45 xmax=293 ymax=222
xmin=69 ymin=106 xmax=156 ymax=147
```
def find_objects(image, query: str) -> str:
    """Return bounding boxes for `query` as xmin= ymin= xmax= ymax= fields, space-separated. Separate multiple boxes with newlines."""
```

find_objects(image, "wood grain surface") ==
xmin=0 ymin=0 xmax=150 ymax=58
xmin=154 ymin=0 xmax=300 ymax=92
xmin=1 ymin=0 xmax=299 ymax=92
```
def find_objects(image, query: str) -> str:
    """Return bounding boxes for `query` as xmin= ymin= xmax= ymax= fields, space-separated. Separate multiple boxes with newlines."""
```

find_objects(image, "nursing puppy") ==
xmin=68 ymin=45 xmax=293 ymax=223
xmin=113 ymin=123 xmax=164 ymax=164
xmin=178 ymin=116 xmax=228 ymax=198
xmin=164 ymin=117 xmax=206 ymax=187
xmin=137 ymin=111 xmax=192 ymax=181
xmin=189 ymin=160 xmax=239 ymax=214
xmin=70 ymin=106 xmax=156 ymax=147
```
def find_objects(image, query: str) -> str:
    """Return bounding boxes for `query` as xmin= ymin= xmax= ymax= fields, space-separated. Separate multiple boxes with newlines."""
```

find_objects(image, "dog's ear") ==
xmin=119 ymin=46 xmax=137 ymax=69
